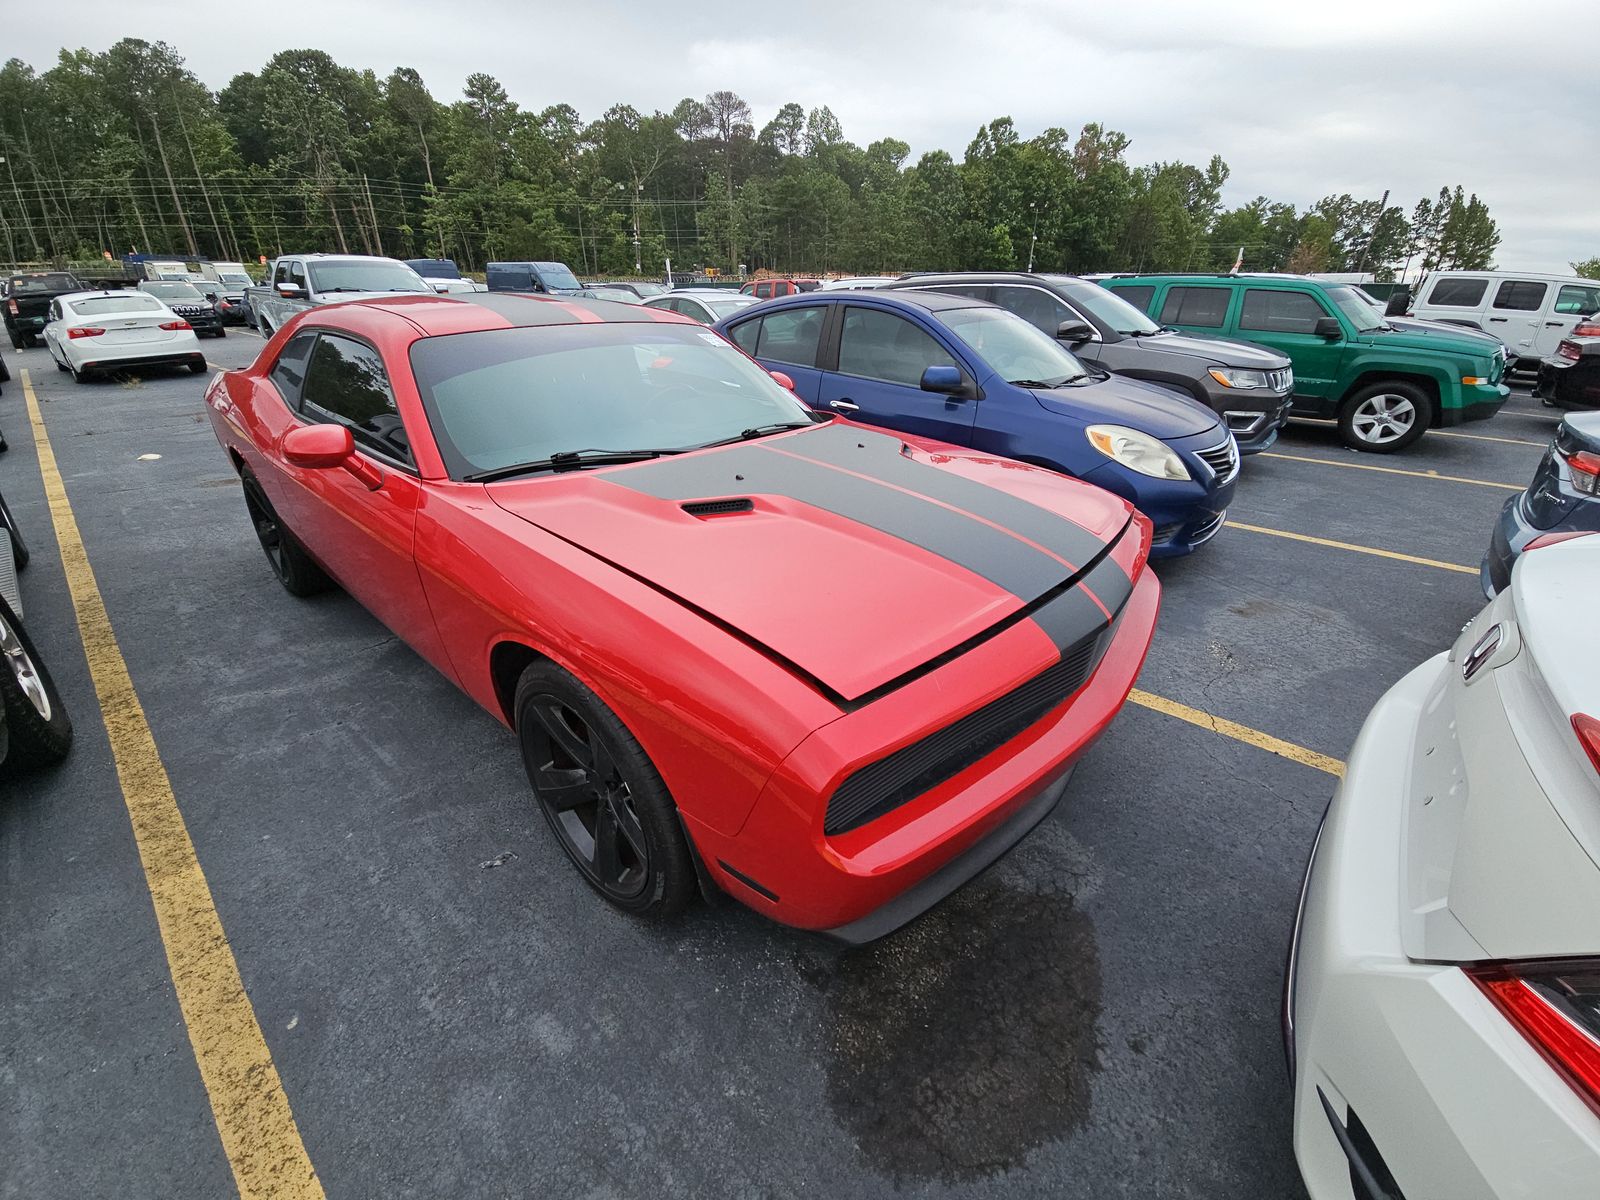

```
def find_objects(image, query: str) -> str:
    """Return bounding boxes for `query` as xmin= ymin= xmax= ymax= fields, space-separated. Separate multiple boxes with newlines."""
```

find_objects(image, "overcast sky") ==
xmin=11 ymin=0 xmax=1596 ymax=273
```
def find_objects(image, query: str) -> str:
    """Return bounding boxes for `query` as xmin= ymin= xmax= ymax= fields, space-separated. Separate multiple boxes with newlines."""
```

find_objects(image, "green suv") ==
xmin=1097 ymin=274 xmax=1509 ymax=452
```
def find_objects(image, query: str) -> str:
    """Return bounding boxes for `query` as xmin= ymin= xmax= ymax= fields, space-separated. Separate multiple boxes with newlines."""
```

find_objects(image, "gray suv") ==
xmin=882 ymin=272 xmax=1295 ymax=453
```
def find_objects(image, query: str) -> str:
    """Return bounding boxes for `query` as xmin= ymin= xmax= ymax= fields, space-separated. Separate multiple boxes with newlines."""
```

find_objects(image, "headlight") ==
xmin=1208 ymin=367 xmax=1269 ymax=389
xmin=1085 ymin=424 xmax=1190 ymax=480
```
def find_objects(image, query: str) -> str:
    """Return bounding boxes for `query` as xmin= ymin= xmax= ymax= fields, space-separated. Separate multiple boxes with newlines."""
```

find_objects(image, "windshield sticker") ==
xmin=699 ymin=332 xmax=731 ymax=346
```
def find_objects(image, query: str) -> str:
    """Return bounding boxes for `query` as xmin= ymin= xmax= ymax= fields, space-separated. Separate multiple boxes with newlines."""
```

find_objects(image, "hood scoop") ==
xmin=681 ymin=498 xmax=754 ymax=517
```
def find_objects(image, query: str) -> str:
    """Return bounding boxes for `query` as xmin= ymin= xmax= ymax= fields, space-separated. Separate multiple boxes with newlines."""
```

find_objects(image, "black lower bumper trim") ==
xmin=1317 ymin=1087 xmax=1406 ymax=1200
xmin=1438 ymin=397 xmax=1507 ymax=426
xmin=822 ymin=765 xmax=1073 ymax=945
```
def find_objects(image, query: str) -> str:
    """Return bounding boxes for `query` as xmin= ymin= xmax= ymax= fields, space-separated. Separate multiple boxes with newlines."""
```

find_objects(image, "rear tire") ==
xmin=1337 ymin=382 xmax=1431 ymax=453
xmin=0 ymin=594 xmax=73 ymax=771
xmin=0 ymin=490 xmax=29 ymax=570
xmin=514 ymin=661 xmax=695 ymax=919
xmin=71 ymin=365 xmax=89 ymax=384
xmin=239 ymin=470 xmax=331 ymax=596
xmin=19 ymin=333 xmax=35 ymax=350
xmin=188 ymin=360 xmax=206 ymax=374
xmin=214 ymin=327 xmax=226 ymax=338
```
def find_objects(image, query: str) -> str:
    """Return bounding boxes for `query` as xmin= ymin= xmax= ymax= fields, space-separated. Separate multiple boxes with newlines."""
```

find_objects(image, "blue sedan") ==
xmin=1481 ymin=409 xmax=1600 ymax=595
xmin=715 ymin=290 xmax=1238 ymax=557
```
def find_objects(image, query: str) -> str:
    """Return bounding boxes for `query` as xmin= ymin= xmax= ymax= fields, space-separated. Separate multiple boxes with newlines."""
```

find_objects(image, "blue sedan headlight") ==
xmin=1085 ymin=424 xmax=1190 ymax=481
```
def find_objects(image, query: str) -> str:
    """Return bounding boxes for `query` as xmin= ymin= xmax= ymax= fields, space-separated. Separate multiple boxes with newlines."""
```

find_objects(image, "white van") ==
xmin=1410 ymin=271 xmax=1600 ymax=367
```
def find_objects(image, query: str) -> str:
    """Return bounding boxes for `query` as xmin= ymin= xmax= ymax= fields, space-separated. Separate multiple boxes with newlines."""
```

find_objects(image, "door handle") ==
xmin=1488 ymin=317 xmax=1509 ymax=323
xmin=1545 ymin=321 xmax=1565 ymax=327
xmin=829 ymin=399 xmax=860 ymax=412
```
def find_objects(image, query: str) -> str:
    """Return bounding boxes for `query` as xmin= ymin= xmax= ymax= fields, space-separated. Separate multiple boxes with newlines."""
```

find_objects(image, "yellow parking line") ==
xmin=1128 ymin=688 xmax=1345 ymax=777
xmin=1259 ymin=451 xmax=1522 ymax=491
xmin=1226 ymin=520 xmax=1477 ymax=575
xmin=20 ymin=371 xmax=324 ymax=1200
xmin=1430 ymin=429 xmax=1546 ymax=447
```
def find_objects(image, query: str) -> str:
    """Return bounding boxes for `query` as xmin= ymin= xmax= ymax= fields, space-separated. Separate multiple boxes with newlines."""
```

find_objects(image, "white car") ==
xmin=43 ymin=290 xmax=206 ymax=383
xmin=819 ymin=276 xmax=897 ymax=290
xmin=641 ymin=290 xmax=759 ymax=325
xmin=1287 ymin=531 xmax=1600 ymax=1197
xmin=1410 ymin=271 xmax=1600 ymax=368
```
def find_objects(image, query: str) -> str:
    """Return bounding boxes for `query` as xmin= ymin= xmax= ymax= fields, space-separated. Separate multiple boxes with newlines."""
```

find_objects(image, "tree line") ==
xmin=0 ymin=39 xmax=1503 ymax=279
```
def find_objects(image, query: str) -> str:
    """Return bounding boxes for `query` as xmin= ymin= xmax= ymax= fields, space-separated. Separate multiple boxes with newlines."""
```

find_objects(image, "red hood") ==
xmin=488 ymin=425 xmax=1133 ymax=701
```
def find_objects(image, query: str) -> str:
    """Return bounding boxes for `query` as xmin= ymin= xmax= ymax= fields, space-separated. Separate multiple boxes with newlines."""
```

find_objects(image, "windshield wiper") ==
xmin=1009 ymin=375 xmax=1087 ymax=389
xmin=464 ymin=448 xmax=684 ymax=482
xmin=701 ymin=421 xmax=819 ymax=447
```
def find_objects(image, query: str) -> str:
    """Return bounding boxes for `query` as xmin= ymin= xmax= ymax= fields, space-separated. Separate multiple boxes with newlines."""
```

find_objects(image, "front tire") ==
xmin=0 ymin=594 xmax=73 ymax=771
xmin=1337 ymin=382 xmax=1431 ymax=453
xmin=239 ymin=470 xmax=331 ymax=596
xmin=514 ymin=661 xmax=695 ymax=919
xmin=0 ymin=492 xmax=29 ymax=570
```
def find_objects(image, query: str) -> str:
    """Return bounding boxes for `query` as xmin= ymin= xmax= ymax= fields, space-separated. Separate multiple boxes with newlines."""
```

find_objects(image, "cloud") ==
xmin=8 ymin=0 xmax=1596 ymax=271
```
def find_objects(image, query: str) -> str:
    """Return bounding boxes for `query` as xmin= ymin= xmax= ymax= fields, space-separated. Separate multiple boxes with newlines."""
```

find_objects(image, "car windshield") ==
xmin=1053 ymin=277 xmax=1162 ymax=335
xmin=534 ymin=262 xmax=582 ymax=291
xmin=409 ymin=322 xmax=818 ymax=478
xmin=1325 ymin=286 xmax=1385 ymax=333
xmin=706 ymin=297 xmax=758 ymax=317
xmin=306 ymin=261 xmax=433 ymax=294
xmin=218 ymin=273 xmax=252 ymax=286
xmin=69 ymin=294 xmax=165 ymax=316
xmin=941 ymin=307 xmax=1088 ymax=385
xmin=10 ymin=273 xmax=79 ymax=294
xmin=144 ymin=282 xmax=206 ymax=300
xmin=631 ymin=282 xmax=667 ymax=297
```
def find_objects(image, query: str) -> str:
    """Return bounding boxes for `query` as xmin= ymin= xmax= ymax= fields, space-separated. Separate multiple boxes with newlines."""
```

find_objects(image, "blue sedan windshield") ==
xmin=942 ymin=308 xmax=1089 ymax=385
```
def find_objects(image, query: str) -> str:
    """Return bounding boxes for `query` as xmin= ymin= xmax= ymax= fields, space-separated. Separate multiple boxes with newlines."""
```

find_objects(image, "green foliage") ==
xmin=0 ymin=41 xmax=1504 ymax=281
xmin=1573 ymin=257 xmax=1600 ymax=280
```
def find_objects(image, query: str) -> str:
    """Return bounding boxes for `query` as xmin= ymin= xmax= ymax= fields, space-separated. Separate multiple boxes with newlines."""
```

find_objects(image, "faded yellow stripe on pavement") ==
xmin=1128 ymin=688 xmax=1346 ymax=777
xmin=1260 ymin=451 xmax=1521 ymax=491
xmin=1226 ymin=520 xmax=1477 ymax=575
xmin=1431 ymin=428 xmax=1546 ymax=448
xmin=20 ymin=371 xmax=324 ymax=1200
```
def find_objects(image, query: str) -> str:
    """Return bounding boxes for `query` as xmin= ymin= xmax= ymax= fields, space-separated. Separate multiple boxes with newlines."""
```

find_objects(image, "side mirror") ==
xmin=920 ymin=365 xmax=966 ymax=396
xmin=769 ymin=369 xmax=796 ymax=391
xmin=1313 ymin=316 xmax=1342 ymax=340
xmin=1384 ymin=291 xmax=1410 ymax=317
xmin=281 ymin=424 xmax=382 ymax=490
xmin=1056 ymin=319 xmax=1094 ymax=343
xmin=276 ymin=282 xmax=305 ymax=299
xmin=433 ymin=283 xmax=450 ymax=294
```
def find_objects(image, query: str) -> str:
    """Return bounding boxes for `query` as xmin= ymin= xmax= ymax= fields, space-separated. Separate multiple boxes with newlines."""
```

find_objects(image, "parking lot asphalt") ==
xmin=0 ymin=337 xmax=1558 ymax=1199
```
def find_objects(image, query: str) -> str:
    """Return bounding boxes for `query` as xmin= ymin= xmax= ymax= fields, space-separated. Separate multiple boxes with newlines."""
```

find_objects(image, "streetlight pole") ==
xmin=1026 ymin=201 xmax=1039 ymax=273
xmin=634 ymin=182 xmax=642 ymax=274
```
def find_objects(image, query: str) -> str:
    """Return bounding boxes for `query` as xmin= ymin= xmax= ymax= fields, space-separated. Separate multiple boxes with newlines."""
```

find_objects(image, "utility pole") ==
xmin=1356 ymin=188 xmax=1390 ymax=275
xmin=1026 ymin=202 xmax=1039 ymax=272
xmin=633 ymin=181 xmax=642 ymax=274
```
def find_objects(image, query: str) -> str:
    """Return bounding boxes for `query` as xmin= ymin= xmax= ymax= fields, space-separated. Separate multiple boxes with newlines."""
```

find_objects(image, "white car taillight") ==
xmin=1467 ymin=957 xmax=1600 ymax=1120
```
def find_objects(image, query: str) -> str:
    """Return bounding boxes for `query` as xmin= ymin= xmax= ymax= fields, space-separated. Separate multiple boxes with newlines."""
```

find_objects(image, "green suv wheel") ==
xmin=1338 ymin=382 xmax=1431 ymax=453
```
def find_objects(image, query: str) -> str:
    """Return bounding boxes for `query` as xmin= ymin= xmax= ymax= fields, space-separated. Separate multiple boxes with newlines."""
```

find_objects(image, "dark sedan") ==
xmin=1481 ymin=410 xmax=1600 ymax=595
xmin=1536 ymin=318 xmax=1600 ymax=411
xmin=138 ymin=281 xmax=225 ymax=337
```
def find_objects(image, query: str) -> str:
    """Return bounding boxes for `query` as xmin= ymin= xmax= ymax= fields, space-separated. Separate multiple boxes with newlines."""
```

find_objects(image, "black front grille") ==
xmin=681 ymin=498 xmax=753 ymax=516
xmin=1195 ymin=437 xmax=1239 ymax=485
xmin=823 ymin=630 xmax=1105 ymax=835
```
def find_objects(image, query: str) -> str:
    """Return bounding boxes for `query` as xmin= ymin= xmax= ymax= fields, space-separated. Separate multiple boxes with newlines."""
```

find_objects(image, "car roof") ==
xmin=1101 ymin=273 xmax=1330 ymax=289
xmin=301 ymin=293 xmax=697 ymax=338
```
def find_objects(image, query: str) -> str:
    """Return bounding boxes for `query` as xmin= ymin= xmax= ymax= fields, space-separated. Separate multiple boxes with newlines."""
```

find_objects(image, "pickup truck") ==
xmin=245 ymin=254 xmax=436 ymax=338
xmin=4 ymin=271 xmax=88 ymax=349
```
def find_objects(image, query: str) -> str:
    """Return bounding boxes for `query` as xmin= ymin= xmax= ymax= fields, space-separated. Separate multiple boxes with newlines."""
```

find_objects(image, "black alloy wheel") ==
xmin=523 ymin=696 xmax=651 ymax=901
xmin=239 ymin=472 xmax=329 ymax=596
xmin=513 ymin=661 xmax=696 ymax=917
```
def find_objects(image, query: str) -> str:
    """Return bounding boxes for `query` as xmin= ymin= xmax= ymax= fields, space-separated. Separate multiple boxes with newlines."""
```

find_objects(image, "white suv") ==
xmin=1410 ymin=271 xmax=1600 ymax=368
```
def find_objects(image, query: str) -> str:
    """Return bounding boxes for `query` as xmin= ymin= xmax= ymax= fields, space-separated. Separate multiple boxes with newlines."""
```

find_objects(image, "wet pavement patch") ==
xmin=802 ymin=878 xmax=1102 ymax=1181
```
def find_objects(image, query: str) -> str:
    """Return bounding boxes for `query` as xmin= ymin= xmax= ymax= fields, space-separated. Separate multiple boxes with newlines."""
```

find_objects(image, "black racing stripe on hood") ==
xmin=780 ymin=424 xmax=1125 ymax=580
xmin=1029 ymin=551 xmax=1134 ymax=652
xmin=612 ymin=443 xmax=1068 ymax=600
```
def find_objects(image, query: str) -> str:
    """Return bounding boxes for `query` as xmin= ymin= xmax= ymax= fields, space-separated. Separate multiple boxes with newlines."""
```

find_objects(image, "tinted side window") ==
xmin=1159 ymin=286 xmax=1230 ymax=328
xmin=1238 ymin=289 xmax=1330 ymax=335
xmin=836 ymin=307 xmax=957 ymax=387
xmin=269 ymin=332 xmax=317 ymax=406
xmin=1493 ymin=280 xmax=1547 ymax=312
xmin=753 ymin=306 xmax=825 ymax=368
xmin=487 ymin=265 xmax=533 ymax=291
xmin=1555 ymin=284 xmax=1600 ymax=315
xmin=300 ymin=335 xmax=411 ymax=464
xmin=1110 ymin=284 xmax=1155 ymax=313
xmin=1427 ymin=278 xmax=1487 ymax=307
xmin=989 ymin=285 xmax=1072 ymax=334
xmin=726 ymin=318 xmax=760 ymax=354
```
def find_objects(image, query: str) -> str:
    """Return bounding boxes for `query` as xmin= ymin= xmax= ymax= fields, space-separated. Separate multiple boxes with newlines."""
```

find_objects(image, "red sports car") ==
xmin=204 ymin=294 xmax=1160 ymax=940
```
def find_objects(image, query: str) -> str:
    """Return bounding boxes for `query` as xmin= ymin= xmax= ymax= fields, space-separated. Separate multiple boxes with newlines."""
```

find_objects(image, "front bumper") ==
xmin=1287 ymin=654 xmax=1600 ymax=1199
xmin=683 ymin=562 xmax=1161 ymax=938
xmin=1438 ymin=383 xmax=1510 ymax=426
xmin=1081 ymin=448 xmax=1238 ymax=559
xmin=1216 ymin=392 xmax=1293 ymax=454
